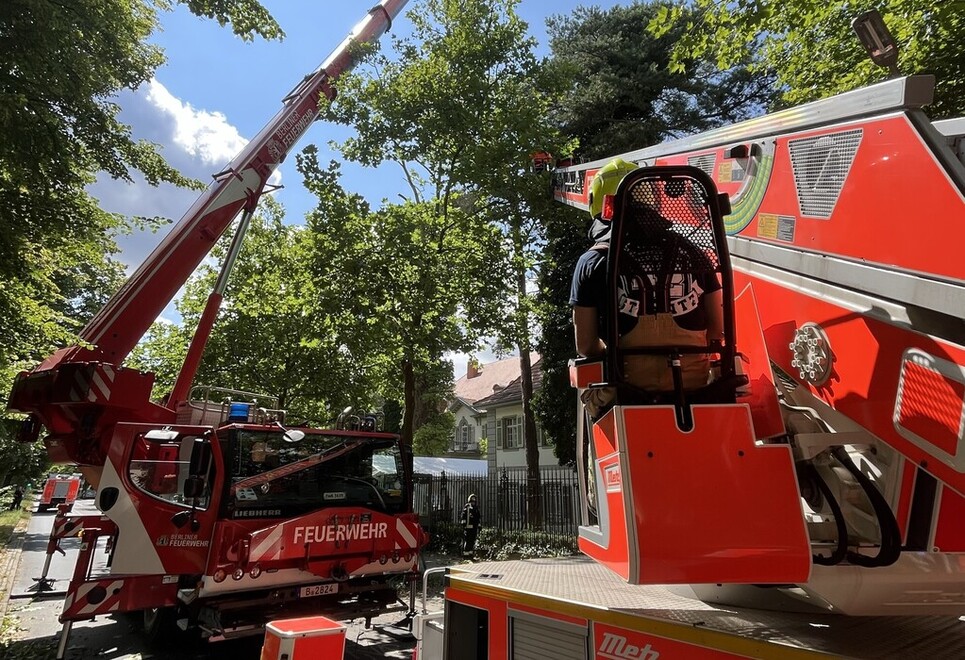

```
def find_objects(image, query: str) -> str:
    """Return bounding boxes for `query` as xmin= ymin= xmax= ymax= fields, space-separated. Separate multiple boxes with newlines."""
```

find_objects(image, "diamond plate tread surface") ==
xmin=451 ymin=556 xmax=965 ymax=659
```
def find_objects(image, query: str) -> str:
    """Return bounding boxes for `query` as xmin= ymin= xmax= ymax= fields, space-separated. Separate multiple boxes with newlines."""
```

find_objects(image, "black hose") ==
xmin=831 ymin=447 xmax=902 ymax=568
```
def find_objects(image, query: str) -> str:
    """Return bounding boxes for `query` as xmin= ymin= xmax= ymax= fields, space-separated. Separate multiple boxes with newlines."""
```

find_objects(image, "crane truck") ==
xmin=6 ymin=1 xmax=427 ymax=658
xmin=415 ymin=14 xmax=965 ymax=660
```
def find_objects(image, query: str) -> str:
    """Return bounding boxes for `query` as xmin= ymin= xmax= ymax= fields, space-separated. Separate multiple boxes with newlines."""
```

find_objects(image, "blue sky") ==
xmin=91 ymin=0 xmax=626 ymax=377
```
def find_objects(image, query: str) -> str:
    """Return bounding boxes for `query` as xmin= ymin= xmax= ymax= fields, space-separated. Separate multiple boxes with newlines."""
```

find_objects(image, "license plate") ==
xmin=300 ymin=583 xmax=339 ymax=598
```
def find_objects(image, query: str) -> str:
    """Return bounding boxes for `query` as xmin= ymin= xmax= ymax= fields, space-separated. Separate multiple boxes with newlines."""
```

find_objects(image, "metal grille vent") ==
xmin=511 ymin=616 xmax=586 ymax=659
xmin=687 ymin=153 xmax=717 ymax=178
xmin=620 ymin=174 xmax=720 ymax=276
xmin=788 ymin=128 xmax=862 ymax=218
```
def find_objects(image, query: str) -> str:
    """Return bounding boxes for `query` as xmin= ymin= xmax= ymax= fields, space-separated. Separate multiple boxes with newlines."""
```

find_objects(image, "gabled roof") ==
xmin=472 ymin=359 xmax=543 ymax=409
xmin=448 ymin=396 xmax=483 ymax=415
xmin=453 ymin=353 xmax=539 ymax=404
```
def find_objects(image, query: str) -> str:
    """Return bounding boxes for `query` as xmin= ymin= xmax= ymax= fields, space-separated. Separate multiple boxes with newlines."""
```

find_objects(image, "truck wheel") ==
xmin=37 ymin=504 xmax=48 ymax=513
xmin=142 ymin=607 xmax=177 ymax=646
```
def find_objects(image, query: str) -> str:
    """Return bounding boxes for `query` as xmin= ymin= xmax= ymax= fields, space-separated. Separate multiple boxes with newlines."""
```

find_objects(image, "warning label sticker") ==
xmin=717 ymin=161 xmax=745 ymax=184
xmin=757 ymin=213 xmax=796 ymax=242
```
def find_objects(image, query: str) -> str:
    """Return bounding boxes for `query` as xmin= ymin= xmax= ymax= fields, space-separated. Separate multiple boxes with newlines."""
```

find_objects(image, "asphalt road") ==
xmin=1 ymin=500 xmax=442 ymax=660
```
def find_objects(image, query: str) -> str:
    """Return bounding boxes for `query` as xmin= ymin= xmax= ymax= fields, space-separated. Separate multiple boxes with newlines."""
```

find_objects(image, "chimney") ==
xmin=467 ymin=359 xmax=481 ymax=379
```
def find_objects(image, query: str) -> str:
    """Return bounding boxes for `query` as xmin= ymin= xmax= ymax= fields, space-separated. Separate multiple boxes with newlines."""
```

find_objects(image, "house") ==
xmin=450 ymin=354 xmax=557 ymax=472
xmin=449 ymin=355 xmax=522 ymax=457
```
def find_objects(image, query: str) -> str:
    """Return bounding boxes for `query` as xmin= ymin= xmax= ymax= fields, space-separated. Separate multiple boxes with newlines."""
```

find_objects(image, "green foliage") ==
xmin=324 ymin=0 xmax=574 ymax=197
xmin=425 ymin=521 xmax=464 ymax=554
xmin=130 ymin=196 xmax=370 ymax=422
xmin=321 ymin=0 xmax=573 ymax=494
xmin=297 ymin=149 xmax=499 ymax=445
xmin=548 ymin=2 xmax=777 ymax=160
xmin=474 ymin=528 xmax=578 ymax=560
xmin=0 ymin=486 xmax=30 ymax=512
xmin=658 ymin=0 xmax=965 ymax=117
xmin=0 ymin=420 xmax=48 ymax=489
xmin=533 ymin=204 xmax=586 ymax=466
xmin=414 ymin=412 xmax=455 ymax=456
xmin=0 ymin=0 xmax=281 ymax=446
xmin=179 ymin=0 xmax=283 ymax=41
xmin=128 ymin=321 xmax=192 ymax=398
xmin=414 ymin=359 xmax=456 ymax=430
xmin=383 ymin=400 xmax=403 ymax=434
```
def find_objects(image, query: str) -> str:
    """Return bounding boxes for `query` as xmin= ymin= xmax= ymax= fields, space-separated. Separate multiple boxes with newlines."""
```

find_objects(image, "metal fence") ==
xmin=414 ymin=466 xmax=580 ymax=545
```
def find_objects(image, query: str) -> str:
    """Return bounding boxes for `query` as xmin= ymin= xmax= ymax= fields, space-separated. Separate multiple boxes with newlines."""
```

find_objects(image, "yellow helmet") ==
xmin=588 ymin=158 xmax=637 ymax=218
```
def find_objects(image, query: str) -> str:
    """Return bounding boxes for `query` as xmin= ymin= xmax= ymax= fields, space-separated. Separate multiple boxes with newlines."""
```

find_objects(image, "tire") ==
xmin=142 ymin=607 xmax=178 ymax=646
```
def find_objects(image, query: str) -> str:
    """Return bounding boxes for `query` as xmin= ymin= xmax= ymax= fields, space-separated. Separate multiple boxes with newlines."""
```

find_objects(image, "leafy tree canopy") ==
xmin=1 ymin=0 xmax=280 ymax=473
xmin=548 ymin=1 xmax=776 ymax=160
xmin=318 ymin=0 xmax=570 ymax=458
xmin=129 ymin=196 xmax=370 ymax=424
xmin=653 ymin=0 xmax=965 ymax=117
xmin=298 ymin=152 xmax=495 ymax=414
xmin=0 ymin=0 xmax=283 ymax=381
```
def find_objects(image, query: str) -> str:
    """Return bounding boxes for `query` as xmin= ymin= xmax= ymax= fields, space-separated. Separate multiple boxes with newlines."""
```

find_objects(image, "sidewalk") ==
xmin=0 ymin=513 xmax=30 ymax=622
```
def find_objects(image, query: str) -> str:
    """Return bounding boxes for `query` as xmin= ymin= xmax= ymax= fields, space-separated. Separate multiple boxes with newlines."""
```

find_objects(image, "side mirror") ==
xmin=16 ymin=416 xmax=41 ymax=444
xmin=189 ymin=437 xmax=212 ymax=476
xmin=183 ymin=475 xmax=205 ymax=499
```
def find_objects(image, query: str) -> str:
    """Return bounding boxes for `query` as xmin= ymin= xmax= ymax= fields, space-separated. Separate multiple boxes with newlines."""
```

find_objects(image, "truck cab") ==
xmin=38 ymin=473 xmax=82 ymax=513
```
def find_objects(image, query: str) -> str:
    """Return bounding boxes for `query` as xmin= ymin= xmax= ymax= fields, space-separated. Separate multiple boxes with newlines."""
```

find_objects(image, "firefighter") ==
xmin=459 ymin=493 xmax=481 ymax=559
xmin=570 ymin=158 xmax=724 ymax=415
xmin=10 ymin=485 xmax=24 ymax=510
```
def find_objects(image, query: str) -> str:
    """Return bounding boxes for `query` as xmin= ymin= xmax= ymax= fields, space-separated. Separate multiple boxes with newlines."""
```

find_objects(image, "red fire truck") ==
xmin=37 ymin=473 xmax=82 ymax=513
xmin=6 ymin=2 xmax=426 ymax=658
xmin=415 ymin=15 xmax=965 ymax=659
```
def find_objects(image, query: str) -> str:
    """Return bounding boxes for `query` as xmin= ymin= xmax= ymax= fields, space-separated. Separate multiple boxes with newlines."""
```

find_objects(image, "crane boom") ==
xmin=8 ymin=0 xmax=410 ymax=471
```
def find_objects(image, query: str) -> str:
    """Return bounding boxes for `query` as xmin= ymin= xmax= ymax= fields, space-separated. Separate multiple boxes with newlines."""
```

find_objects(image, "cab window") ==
xmin=228 ymin=430 xmax=405 ymax=518
xmin=128 ymin=433 xmax=211 ymax=509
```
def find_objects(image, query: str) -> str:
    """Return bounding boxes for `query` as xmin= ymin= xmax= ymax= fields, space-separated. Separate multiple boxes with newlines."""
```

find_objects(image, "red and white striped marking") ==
xmin=69 ymin=365 xmax=115 ymax=403
xmin=63 ymin=579 xmax=125 ymax=618
xmin=395 ymin=518 xmax=418 ymax=550
xmin=250 ymin=525 xmax=286 ymax=563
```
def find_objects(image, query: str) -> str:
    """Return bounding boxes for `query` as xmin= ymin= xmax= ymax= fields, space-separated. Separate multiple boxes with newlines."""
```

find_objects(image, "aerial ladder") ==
xmin=7 ymin=2 xmax=427 ymax=657
xmin=416 ymin=12 xmax=965 ymax=659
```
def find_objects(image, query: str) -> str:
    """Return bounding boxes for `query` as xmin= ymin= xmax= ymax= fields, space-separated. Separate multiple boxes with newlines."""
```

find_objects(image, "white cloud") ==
xmin=143 ymin=80 xmax=248 ymax=166
xmin=91 ymin=79 xmax=256 ymax=270
xmin=86 ymin=78 xmax=272 ymax=330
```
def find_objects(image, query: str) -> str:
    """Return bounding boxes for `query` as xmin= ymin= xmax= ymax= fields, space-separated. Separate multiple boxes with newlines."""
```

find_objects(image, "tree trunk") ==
xmin=518 ymin=349 xmax=542 ymax=528
xmin=512 ymin=221 xmax=542 ymax=528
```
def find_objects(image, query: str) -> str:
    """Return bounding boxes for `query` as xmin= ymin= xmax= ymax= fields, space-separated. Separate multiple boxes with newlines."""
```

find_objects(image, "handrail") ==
xmin=421 ymin=567 xmax=448 ymax=614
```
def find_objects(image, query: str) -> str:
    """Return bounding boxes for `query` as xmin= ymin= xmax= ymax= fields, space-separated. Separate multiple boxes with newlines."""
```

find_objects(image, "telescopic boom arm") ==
xmin=8 ymin=0 xmax=410 ymax=473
